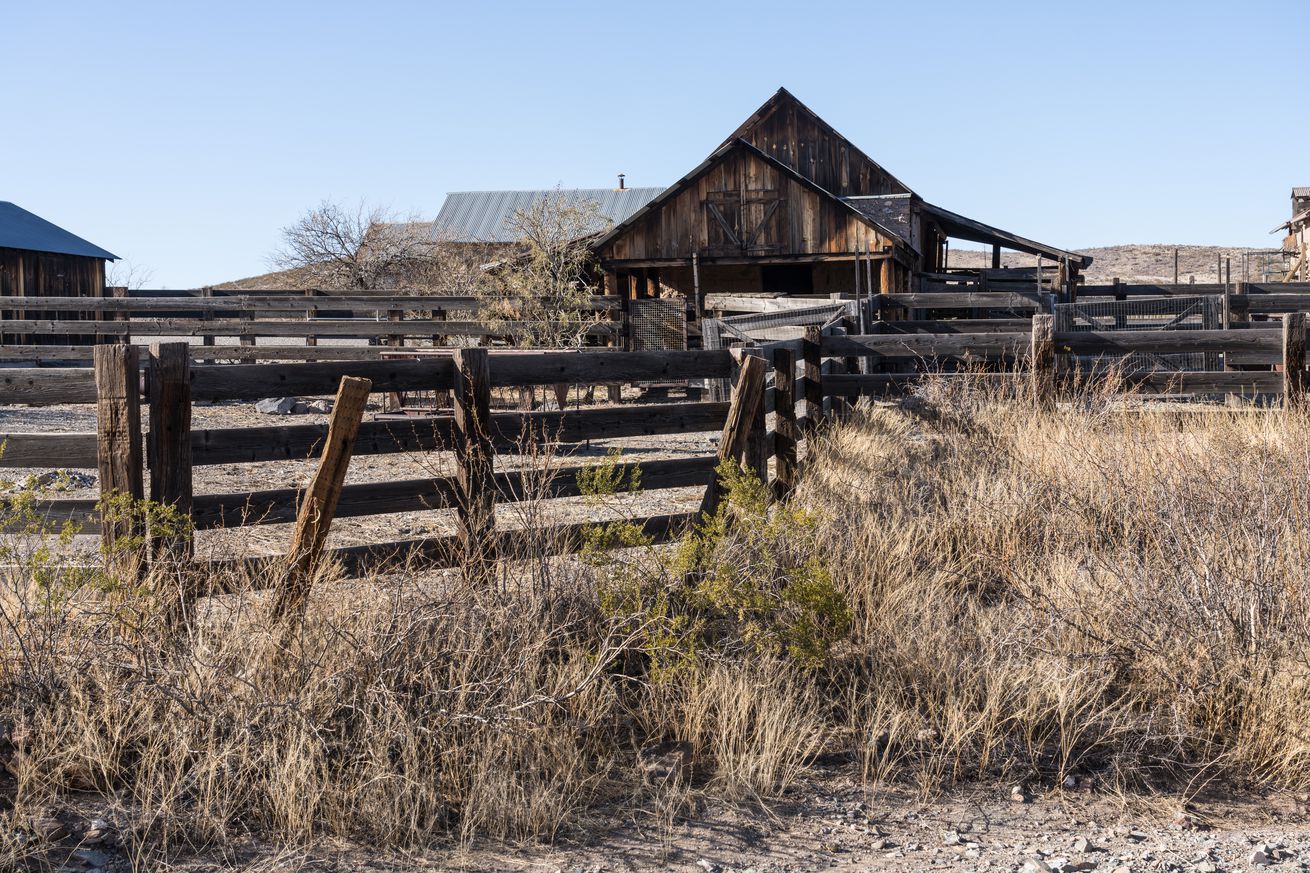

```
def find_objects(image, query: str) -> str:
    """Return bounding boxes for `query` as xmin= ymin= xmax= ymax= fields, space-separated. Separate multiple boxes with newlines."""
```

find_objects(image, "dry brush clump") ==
xmin=3 ymin=384 xmax=1310 ymax=862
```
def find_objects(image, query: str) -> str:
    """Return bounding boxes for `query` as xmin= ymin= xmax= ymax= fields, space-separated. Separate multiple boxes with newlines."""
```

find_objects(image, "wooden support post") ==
xmin=699 ymin=354 xmax=767 ymax=519
xmin=1283 ymin=312 xmax=1306 ymax=411
xmin=454 ymin=348 xmax=495 ymax=583
xmin=146 ymin=342 xmax=193 ymax=563
xmin=94 ymin=345 xmax=144 ymax=578
xmin=200 ymin=286 xmax=215 ymax=364
xmin=304 ymin=288 xmax=318 ymax=352
xmin=772 ymin=346 xmax=798 ymax=500
xmin=385 ymin=308 xmax=405 ymax=411
xmin=270 ymin=375 xmax=372 ymax=620
xmin=745 ymin=351 xmax=768 ymax=483
xmin=110 ymin=285 xmax=130 ymax=345
xmin=801 ymin=326 xmax=823 ymax=432
xmin=1030 ymin=313 xmax=1056 ymax=409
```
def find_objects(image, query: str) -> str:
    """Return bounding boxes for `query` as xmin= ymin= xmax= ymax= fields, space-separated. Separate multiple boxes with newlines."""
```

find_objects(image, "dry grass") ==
xmin=4 ymin=380 xmax=1310 ymax=864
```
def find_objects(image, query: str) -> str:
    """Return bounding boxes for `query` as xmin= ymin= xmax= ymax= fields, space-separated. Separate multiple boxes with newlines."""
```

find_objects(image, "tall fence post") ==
xmin=801 ymin=326 xmax=823 ymax=432
xmin=94 ymin=345 xmax=144 ymax=579
xmin=1030 ymin=313 xmax=1056 ymax=409
xmin=454 ymin=348 xmax=494 ymax=583
xmin=1283 ymin=312 xmax=1306 ymax=411
xmin=772 ymin=346 xmax=798 ymax=500
xmin=146 ymin=342 xmax=194 ymax=563
xmin=271 ymin=375 xmax=373 ymax=621
xmin=700 ymin=354 xmax=766 ymax=519
xmin=743 ymin=349 xmax=769 ymax=483
xmin=200 ymin=286 xmax=215 ymax=364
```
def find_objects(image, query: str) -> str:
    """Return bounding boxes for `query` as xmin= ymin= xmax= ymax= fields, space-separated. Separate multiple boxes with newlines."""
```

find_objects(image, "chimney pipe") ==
xmin=617 ymin=173 xmax=626 ymax=191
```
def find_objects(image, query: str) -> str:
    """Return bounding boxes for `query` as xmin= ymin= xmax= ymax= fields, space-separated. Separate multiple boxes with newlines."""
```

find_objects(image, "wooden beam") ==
xmin=453 ymin=348 xmax=494 ymax=583
xmin=146 ymin=342 xmax=194 ymax=562
xmin=1284 ymin=312 xmax=1307 ymax=410
xmin=269 ymin=375 xmax=373 ymax=621
xmin=699 ymin=354 xmax=766 ymax=518
xmin=1030 ymin=313 xmax=1055 ymax=409
xmin=93 ymin=345 xmax=144 ymax=579
xmin=772 ymin=346 xmax=798 ymax=500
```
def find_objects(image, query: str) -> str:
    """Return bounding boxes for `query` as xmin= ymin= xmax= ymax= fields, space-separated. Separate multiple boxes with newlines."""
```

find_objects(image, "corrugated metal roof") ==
xmin=432 ymin=188 xmax=665 ymax=243
xmin=0 ymin=202 xmax=118 ymax=260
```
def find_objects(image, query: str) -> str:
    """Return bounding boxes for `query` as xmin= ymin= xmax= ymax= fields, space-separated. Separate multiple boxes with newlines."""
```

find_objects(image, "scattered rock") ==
xmin=304 ymin=398 xmax=334 ymax=414
xmin=1062 ymin=774 xmax=1079 ymax=789
xmin=82 ymin=817 xmax=112 ymax=845
xmin=1011 ymin=784 xmax=1033 ymax=804
xmin=1250 ymin=845 xmax=1274 ymax=866
xmin=1171 ymin=810 xmax=1208 ymax=831
xmin=74 ymin=848 xmax=109 ymax=867
xmin=943 ymin=831 xmax=961 ymax=846
xmin=1021 ymin=859 xmax=1053 ymax=873
xmin=638 ymin=740 xmax=693 ymax=783
xmin=255 ymin=397 xmax=298 ymax=415
xmin=695 ymin=860 xmax=717 ymax=873
xmin=1195 ymin=862 xmax=1217 ymax=873
xmin=29 ymin=812 xmax=70 ymax=841
xmin=1126 ymin=829 xmax=1148 ymax=842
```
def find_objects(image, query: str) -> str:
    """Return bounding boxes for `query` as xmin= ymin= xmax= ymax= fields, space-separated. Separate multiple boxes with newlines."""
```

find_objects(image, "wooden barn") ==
xmin=590 ymin=88 xmax=1090 ymax=310
xmin=0 ymin=202 xmax=117 ymax=298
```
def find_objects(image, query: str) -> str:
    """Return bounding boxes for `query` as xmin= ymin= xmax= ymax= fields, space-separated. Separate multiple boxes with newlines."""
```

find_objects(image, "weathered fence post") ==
xmin=146 ymin=342 xmax=193 ymax=563
xmin=94 ymin=345 xmax=144 ymax=579
xmin=1030 ymin=313 xmax=1056 ymax=408
xmin=699 ymin=354 xmax=766 ymax=519
xmin=801 ymin=326 xmax=823 ymax=432
xmin=271 ymin=375 xmax=372 ymax=621
xmin=454 ymin=348 xmax=495 ymax=583
xmin=1283 ymin=312 xmax=1306 ymax=411
xmin=772 ymin=346 xmax=798 ymax=500
xmin=743 ymin=349 xmax=769 ymax=482
xmin=199 ymin=286 xmax=216 ymax=364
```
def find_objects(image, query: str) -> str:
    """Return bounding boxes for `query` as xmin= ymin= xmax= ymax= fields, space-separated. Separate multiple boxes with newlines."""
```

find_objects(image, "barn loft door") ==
xmin=703 ymin=190 xmax=784 ymax=256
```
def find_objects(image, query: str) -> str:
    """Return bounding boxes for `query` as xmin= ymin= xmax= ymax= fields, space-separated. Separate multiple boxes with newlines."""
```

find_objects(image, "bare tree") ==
xmin=106 ymin=259 xmax=154 ymax=290
xmin=271 ymin=200 xmax=439 ymax=290
xmin=480 ymin=193 xmax=611 ymax=349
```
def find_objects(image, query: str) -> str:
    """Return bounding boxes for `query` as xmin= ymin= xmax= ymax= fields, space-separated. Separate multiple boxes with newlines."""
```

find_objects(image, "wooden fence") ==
xmin=0 ymin=348 xmax=801 ymax=580
xmin=5 ymin=311 xmax=1310 ymax=583
xmin=0 ymin=289 xmax=624 ymax=361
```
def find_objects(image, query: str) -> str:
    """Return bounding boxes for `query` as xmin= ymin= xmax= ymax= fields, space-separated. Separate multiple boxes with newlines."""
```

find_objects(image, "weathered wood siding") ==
xmin=0 ymin=247 xmax=104 ymax=298
xmin=732 ymin=93 xmax=909 ymax=198
xmin=599 ymin=147 xmax=893 ymax=262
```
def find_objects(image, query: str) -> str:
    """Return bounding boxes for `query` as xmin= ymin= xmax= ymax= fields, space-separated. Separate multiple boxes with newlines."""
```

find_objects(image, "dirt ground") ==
xmin=25 ymin=771 xmax=1310 ymax=872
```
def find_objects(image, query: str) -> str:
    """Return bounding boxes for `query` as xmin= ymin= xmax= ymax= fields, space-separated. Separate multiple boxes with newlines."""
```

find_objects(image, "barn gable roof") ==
xmin=721 ymin=87 xmax=914 ymax=198
xmin=0 ymin=202 xmax=118 ymax=260
xmin=589 ymin=137 xmax=912 ymax=255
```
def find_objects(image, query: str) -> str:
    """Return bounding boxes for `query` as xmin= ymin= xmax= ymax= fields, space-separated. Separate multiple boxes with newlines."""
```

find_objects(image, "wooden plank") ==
xmin=185 ymin=349 xmax=733 ymax=402
xmin=0 ymin=318 xmax=622 ymax=339
xmin=878 ymin=319 xmax=1034 ymax=334
xmin=772 ymin=347 xmax=797 ymax=499
xmin=1058 ymin=329 xmax=1280 ymax=355
xmin=1285 ymin=312 xmax=1307 ymax=410
xmin=190 ymin=455 xmax=717 ymax=529
xmin=453 ymin=349 xmax=494 ymax=583
xmin=1130 ymin=371 xmax=1282 ymax=395
xmin=93 ymin=345 xmax=144 ymax=577
xmin=270 ymin=375 xmax=373 ymax=620
xmin=0 ymin=368 xmax=98 ymax=405
xmin=876 ymin=292 xmax=1045 ymax=310
xmin=200 ymin=512 xmax=695 ymax=583
xmin=820 ymin=332 xmax=1028 ymax=358
xmin=0 ymin=294 xmax=620 ymax=313
xmin=188 ymin=401 xmax=732 ymax=466
xmin=700 ymin=355 xmax=766 ymax=518
xmin=801 ymin=326 xmax=823 ymax=430
xmin=0 ymin=433 xmax=98 ymax=467
xmin=1031 ymin=313 xmax=1055 ymax=408
xmin=146 ymin=342 xmax=193 ymax=561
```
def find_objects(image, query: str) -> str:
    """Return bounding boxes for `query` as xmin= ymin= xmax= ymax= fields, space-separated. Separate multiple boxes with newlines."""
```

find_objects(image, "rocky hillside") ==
xmin=946 ymin=244 xmax=1285 ymax=285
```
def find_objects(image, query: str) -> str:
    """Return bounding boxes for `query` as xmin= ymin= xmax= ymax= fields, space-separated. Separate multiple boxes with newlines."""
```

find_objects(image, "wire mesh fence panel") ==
xmin=628 ymin=299 xmax=688 ymax=353
xmin=1055 ymin=295 xmax=1222 ymax=371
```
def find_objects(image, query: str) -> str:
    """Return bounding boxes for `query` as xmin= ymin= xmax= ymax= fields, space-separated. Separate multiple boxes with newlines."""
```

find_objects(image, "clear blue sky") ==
xmin=5 ymin=0 xmax=1306 ymax=287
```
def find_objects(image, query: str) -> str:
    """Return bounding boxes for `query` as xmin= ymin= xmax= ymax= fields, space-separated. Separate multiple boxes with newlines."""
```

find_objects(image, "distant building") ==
xmin=0 ymin=202 xmax=118 ymax=297
xmin=1276 ymin=188 xmax=1310 ymax=281
xmin=432 ymin=185 xmax=665 ymax=245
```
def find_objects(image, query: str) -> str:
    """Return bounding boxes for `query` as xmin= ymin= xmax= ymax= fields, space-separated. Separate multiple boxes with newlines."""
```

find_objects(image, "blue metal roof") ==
xmin=0 ymin=202 xmax=118 ymax=260
xmin=433 ymin=188 xmax=665 ymax=244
